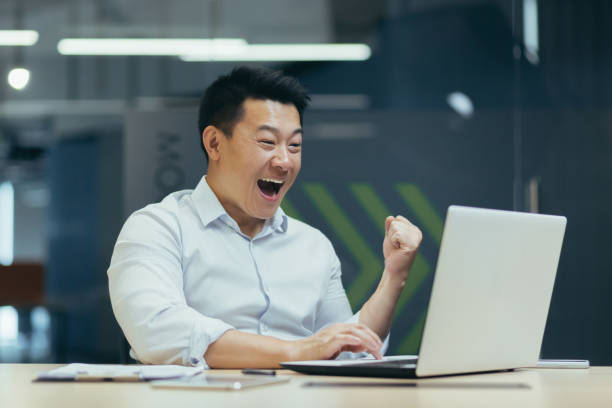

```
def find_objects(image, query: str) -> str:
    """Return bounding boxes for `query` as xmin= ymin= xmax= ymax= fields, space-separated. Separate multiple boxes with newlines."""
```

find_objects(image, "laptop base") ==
xmin=280 ymin=362 xmax=418 ymax=379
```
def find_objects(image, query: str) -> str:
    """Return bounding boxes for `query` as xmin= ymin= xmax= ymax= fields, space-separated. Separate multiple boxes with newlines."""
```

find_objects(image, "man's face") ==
xmin=213 ymin=98 xmax=302 ymax=222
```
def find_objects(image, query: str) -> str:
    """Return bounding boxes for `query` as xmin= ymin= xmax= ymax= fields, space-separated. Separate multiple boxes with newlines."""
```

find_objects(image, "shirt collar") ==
xmin=270 ymin=205 xmax=288 ymax=233
xmin=191 ymin=176 xmax=288 ymax=233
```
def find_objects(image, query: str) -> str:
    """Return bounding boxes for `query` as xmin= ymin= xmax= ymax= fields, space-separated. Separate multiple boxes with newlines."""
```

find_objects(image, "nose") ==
xmin=271 ymin=145 xmax=291 ymax=170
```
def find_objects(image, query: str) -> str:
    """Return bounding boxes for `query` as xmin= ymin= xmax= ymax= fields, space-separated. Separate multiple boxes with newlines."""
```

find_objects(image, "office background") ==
xmin=0 ymin=0 xmax=610 ymax=365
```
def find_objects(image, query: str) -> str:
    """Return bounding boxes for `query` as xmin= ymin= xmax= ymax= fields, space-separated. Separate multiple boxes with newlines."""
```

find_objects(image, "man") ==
xmin=108 ymin=66 xmax=422 ymax=368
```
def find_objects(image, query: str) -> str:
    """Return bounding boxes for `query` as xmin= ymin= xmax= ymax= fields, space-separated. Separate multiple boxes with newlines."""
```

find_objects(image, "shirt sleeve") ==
xmin=313 ymin=239 xmax=390 ymax=357
xmin=107 ymin=205 xmax=233 ymax=367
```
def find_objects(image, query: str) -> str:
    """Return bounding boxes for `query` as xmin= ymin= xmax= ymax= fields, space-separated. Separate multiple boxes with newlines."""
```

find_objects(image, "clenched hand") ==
xmin=383 ymin=215 xmax=423 ymax=281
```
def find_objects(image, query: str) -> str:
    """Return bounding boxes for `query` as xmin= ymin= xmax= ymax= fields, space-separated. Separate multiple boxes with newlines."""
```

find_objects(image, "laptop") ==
xmin=281 ymin=205 xmax=567 ymax=378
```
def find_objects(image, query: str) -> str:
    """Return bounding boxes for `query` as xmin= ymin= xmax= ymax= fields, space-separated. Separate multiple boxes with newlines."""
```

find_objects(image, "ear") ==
xmin=202 ymin=125 xmax=223 ymax=161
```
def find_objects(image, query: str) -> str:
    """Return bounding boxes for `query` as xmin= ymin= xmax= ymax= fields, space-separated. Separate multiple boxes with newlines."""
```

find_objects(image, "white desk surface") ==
xmin=1 ymin=364 xmax=611 ymax=408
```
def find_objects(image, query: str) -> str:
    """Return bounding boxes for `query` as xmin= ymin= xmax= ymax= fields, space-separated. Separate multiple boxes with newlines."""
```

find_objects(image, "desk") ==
xmin=1 ymin=364 xmax=611 ymax=408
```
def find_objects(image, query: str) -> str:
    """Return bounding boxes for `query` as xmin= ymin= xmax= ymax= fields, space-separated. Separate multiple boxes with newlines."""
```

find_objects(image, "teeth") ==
xmin=260 ymin=178 xmax=284 ymax=184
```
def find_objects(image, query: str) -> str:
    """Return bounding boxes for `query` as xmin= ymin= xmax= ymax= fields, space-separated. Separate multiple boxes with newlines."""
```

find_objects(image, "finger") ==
xmin=395 ymin=215 xmax=413 ymax=225
xmin=370 ymin=347 xmax=383 ymax=360
xmin=391 ymin=221 xmax=416 ymax=239
xmin=331 ymin=323 xmax=383 ymax=353
xmin=347 ymin=331 xmax=383 ymax=360
xmin=335 ymin=330 xmax=383 ymax=360
xmin=388 ymin=224 xmax=405 ymax=249
xmin=385 ymin=216 xmax=394 ymax=234
xmin=390 ymin=224 xmax=421 ymax=249
xmin=352 ymin=324 xmax=382 ymax=345
xmin=326 ymin=335 xmax=365 ymax=360
xmin=336 ymin=340 xmax=379 ymax=359
xmin=332 ymin=335 xmax=366 ymax=354
xmin=341 ymin=343 xmax=370 ymax=355
xmin=389 ymin=221 xmax=409 ymax=239
xmin=339 ymin=334 xmax=361 ymax=345
xmin=349 ymin=326 xmax=383 ymax=355
xmin=357 ymin=324 xmax=382 ymax=347
xmin=391 ymin=231 xmax=403 ymax=249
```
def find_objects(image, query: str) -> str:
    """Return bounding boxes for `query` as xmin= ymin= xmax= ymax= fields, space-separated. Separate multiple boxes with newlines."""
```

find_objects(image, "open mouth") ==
xmin=257 ymin=178 xmax=285 ymax=200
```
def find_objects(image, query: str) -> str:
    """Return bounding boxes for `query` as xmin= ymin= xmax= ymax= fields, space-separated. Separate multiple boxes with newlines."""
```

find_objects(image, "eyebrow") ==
xmin=257 ymin=125 xmax=303 ymax=136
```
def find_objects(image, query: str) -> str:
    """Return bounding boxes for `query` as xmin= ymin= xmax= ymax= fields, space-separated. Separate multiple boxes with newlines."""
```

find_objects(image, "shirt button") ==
xmin=190 ymin=357 xmax=200 ymax=365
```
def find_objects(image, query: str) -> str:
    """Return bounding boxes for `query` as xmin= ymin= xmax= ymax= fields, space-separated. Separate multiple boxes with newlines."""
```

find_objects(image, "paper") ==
xmin=36 ymin=363 xmax=203 ymax=382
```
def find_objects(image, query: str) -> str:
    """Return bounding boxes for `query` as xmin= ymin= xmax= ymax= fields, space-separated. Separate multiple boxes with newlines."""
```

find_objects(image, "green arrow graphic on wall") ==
xmin=282 ymin=182 xmax=443 ymax=355
xmin=303 ymin=183 xmax=383 ymax=307
xmin=350 ymin=183 xmax=431 ymax=321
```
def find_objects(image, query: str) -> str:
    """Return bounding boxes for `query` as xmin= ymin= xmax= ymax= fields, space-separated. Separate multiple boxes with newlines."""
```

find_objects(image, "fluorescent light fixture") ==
xmin=0 ymin=30 xmax=38 ymax=46
xmin=180 ymin=43 xmax=371 ymax=62
xmin=447 ymin=92 xmax=474 ymax=118
xmin=57 ymin=38 xmax=247 ymax=56
xmin=0 ymin=181 xmax=14 ymax=266
xmin=7 ymin=68 xmax=30 ymax=90
xmin=523 ymin=0 xmax=539 ymax=64
xmin=56 ymin=37 xmax=371 ymax=61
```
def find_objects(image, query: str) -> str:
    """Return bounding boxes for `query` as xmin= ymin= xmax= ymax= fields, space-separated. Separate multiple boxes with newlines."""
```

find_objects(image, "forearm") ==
xmin=361 ymin=214 xmax=421 ymax=339
xmin=204 ymin=329 xmax=296 ymax=368
xmin=358 ymin=270 xmax=406 ymax=339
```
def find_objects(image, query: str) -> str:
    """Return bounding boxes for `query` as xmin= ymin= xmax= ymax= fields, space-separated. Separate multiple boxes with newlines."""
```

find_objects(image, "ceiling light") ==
xmin=446 ymin=92 xmax=474 ymax=118
xmin=57 ymin=38 xmax=247 ymax=56
xmin=180 ymin=43 xmax=371 ymax=62
xmin=0 ymin=30 xmax=39 ymax=46
xmin=7 ymin=68 xmax=30 ymax=90
xmin=56 ymin=38 xmax=371 ymax=62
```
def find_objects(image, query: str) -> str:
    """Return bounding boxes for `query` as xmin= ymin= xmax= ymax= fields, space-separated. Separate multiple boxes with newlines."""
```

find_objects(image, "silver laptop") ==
xmin=281 ymin=205 xmax=567 ymax=378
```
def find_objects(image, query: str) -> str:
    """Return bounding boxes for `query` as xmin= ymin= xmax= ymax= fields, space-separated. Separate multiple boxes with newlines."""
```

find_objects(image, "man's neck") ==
xmin=233 ymin=215 xmax=265 ymax=238
xmin=206 ymin=174 xmax=265 ymax=239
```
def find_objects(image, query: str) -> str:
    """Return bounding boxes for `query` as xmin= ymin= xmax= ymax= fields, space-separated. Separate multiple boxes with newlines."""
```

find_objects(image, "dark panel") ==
xmin=46 ymin=132 xmax=123 ymax=363
xmin=523 ymin=0 xmax=612 ymax=365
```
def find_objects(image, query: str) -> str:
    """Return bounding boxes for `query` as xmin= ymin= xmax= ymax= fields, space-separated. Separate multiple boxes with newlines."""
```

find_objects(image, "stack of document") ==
xmin=36 ymin=363 xmax=203 ymax=382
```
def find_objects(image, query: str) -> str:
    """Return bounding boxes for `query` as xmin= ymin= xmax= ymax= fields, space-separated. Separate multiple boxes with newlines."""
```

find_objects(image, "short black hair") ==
xmin=198 ymin=66 xmax=310 ymax=162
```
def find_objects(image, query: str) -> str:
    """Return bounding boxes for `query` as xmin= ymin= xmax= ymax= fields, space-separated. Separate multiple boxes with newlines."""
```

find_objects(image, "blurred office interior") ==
xmin=0 ymin=0 xmax=611 ymax=365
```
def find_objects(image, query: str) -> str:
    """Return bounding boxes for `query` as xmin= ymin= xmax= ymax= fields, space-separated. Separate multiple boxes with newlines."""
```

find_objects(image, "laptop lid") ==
xmin=415 ymin=205 xmax=566 ymax=377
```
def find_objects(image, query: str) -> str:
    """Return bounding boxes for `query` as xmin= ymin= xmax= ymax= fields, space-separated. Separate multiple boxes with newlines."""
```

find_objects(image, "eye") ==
xmin=259 ymin=140 xmax=275 ymax=146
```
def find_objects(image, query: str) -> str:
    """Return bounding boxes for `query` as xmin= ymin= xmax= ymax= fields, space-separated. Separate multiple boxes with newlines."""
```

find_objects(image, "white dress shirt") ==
xmin=108 ymin=176 xmax=387 ymax=367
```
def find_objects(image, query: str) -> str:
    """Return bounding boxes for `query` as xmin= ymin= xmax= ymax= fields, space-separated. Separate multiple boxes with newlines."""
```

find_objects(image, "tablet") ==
xmin=151 ymin=374 xmax=290 ymax=390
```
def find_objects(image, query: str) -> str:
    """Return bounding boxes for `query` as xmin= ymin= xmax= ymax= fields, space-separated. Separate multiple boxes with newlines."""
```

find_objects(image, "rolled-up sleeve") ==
xmin=314 ymin=241 xmax=389 ymax=356
xmin=107 ymin=207 xmax=233 ymax=367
